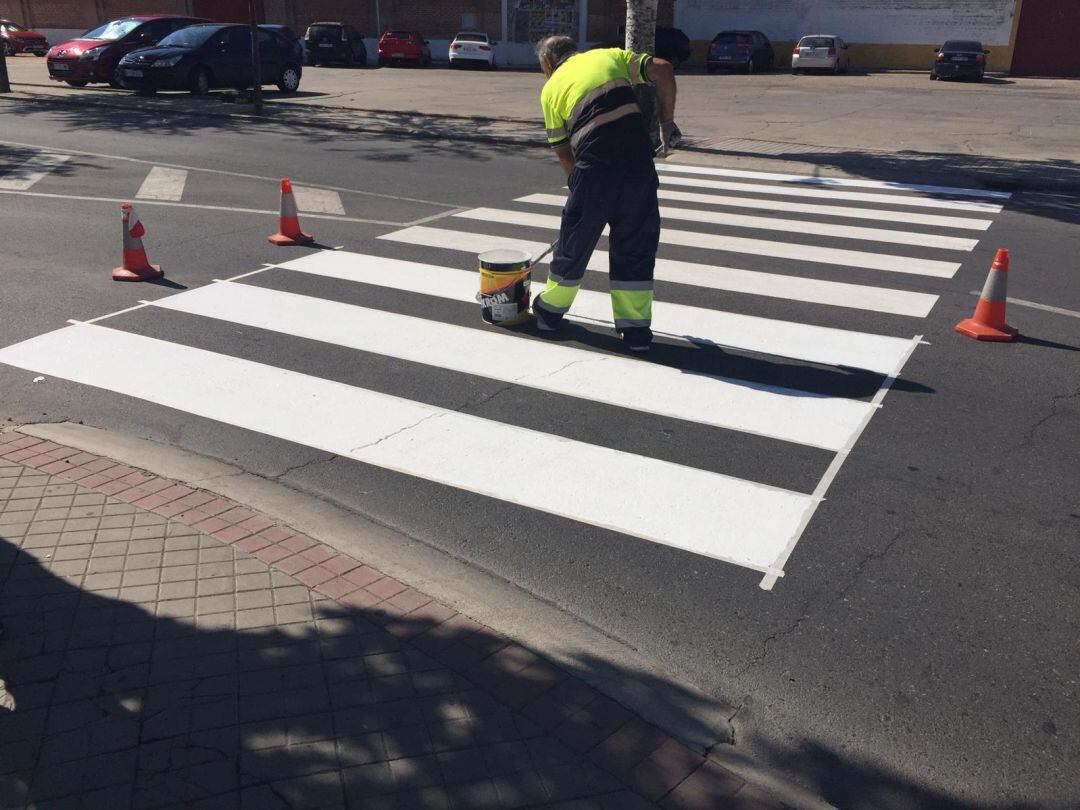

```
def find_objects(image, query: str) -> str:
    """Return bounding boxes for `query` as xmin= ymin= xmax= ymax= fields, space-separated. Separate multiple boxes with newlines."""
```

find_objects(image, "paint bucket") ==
xmin=477 ymin=248 xmax=533 ymax=326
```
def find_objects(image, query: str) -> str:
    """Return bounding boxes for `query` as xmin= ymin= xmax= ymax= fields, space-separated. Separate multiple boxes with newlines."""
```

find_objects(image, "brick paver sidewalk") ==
xmin=0 ymin=431 xmax=786 ymax=809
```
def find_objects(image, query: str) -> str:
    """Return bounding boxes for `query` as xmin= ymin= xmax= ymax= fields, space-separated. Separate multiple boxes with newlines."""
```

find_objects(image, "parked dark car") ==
xmin=261 ymin=24 xmax=303 ymax=60
xmin=707 ymin=30 xmax=774 ymax=74
xmin=931 ymin=40 xmax=988 ymax=81
xmin=46 ymin=15 xmax=207 ymax=88
xmin=654 ymin=27 xmax=691 ymax=68
xmin=117 ymin=23 xmax=303 ymax=96
xmin=304 ymin=21 xmax=367 ymax=67
xmin=1 ymin=20 xmax=49 ymax=56
xmin=377 ymin=30 xmax=431 ymax=67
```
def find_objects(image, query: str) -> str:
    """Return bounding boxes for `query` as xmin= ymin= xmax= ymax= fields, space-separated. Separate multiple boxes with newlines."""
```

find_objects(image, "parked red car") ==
xmin=1 ymin=20 xmax=49 ymax=56
xmin=377 ymin=30 xmax=431 ymax=67
xmin=46 ymin=15 xmax=206 ymax=88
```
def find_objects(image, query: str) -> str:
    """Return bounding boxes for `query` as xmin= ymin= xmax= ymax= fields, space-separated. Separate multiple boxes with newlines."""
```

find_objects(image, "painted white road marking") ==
xmin=453 ymin=208 xmax=962 ymax=278
xmin=153 ymin=281 xmax=874 ymax=451
xmin=656 ymin=163 xmax=1013 ymax=199
xmin=641 ymin=189 xmax=990 ymax=230
xmin=0 ymin=153 xmax=70 ymax=191
xmin=283 ymin=248 xmax=915 ymax=375
xmin=517 ymin=193 xmax=979 ymax=251
xmin=293 ymin=185 xmax=346 ymax=215
xmin=659 ymin=175 xmax=1004 ymax=213
xmin=381 ymin=225 xmax=939 ymax=318
xmin=136 ymin=167 xmax=188 ymax=201
xmin=0 ymin=324 xmax=817 ymax=573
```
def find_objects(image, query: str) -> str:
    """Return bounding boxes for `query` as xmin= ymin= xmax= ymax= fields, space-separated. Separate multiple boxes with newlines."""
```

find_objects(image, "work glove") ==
xmin=659 ymin=120 xmax=682 ymax=155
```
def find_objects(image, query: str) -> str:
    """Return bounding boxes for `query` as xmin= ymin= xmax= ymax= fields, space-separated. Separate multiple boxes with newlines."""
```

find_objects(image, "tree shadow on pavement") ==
xmin=3 ymin=97 xmax=537 ymax=165
xmin=0 ymin=530 xmax=999 ymax=810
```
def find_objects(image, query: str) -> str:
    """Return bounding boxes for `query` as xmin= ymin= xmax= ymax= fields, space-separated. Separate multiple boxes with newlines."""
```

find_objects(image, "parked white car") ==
xmin=792 ymin=34 xmax=849 ymax=74
xmin=449 ymin=31 xmax=495 ymax=69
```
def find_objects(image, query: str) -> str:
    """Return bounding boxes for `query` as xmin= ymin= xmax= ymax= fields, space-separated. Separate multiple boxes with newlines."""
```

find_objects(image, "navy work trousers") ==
xmin=534 ymin=165 xmax=660 ymax=331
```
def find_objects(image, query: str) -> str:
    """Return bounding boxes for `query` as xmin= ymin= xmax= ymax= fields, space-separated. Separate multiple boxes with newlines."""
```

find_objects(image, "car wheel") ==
xmin=109 ymin=66 xmax=125 ymax=89
xmin=746 ymin=58 xmax=755 ymax=74
xmin=489 ymin=58 xmax=496 ymax=70
xmin=189 ymin=67 xmax=211 ymax=96
xmin=65 ymin=80 xmax=89 ymax=87
xmin=277 ymin=64 xmax=301 ymax=93
xmin=929 ymin=72 xmax=937 ymax=80
xmin=36 ymin=52 xmax=46 ymax=57
xmin=791 ymin=67 xmax=799 ymax=75
xmin=1 ymin=42 xmax=10 ymax=57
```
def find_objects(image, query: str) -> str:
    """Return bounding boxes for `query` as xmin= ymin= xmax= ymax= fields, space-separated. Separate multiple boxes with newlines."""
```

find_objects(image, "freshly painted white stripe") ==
xmin=517 ymin=193 xmax=979 ymax=251
xmin=968 ymin=291 xmax=1080 ymax=319
xmin=758 ymin=333 xmax=924 ymax=591
xmin=153 ymin=281 xmax=872 ymax=451
xmin=285 ymin=247 xmax=915 ymax=374
xmin=454 ymin=209 xmax=962 ymax=278
xmin=293 ymin=185 xmax=346 ymax=215
xmin=0 ymin=153 xmax=70 ymax=191
xmin=646 ymin=189 xmax=992 ymax=230
xmin=659 ymin=175 xmax=1004 ymax=213
xmin=0 ymin=324 xmax=816 ymax=572
xmin=136 ymin=167 xmax=188 ymax=202
xmin=656 ymin=163 xmax=1012 ymax=199
xmin=381 ymin=225 xmax=939 ymax=318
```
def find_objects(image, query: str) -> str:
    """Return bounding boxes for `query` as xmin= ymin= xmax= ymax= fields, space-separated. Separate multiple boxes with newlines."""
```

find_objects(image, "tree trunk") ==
xmin=625 ymin=0 xmax=659 ymax=146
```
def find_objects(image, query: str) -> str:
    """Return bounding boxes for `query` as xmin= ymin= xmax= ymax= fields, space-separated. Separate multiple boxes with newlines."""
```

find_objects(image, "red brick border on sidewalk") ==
xmin=0 ymin=430 xmax=787 ymax=809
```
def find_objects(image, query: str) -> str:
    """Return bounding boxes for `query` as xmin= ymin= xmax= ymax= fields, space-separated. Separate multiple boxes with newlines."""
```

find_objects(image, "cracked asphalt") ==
xmin=1 ymin=103 xmax=1078 ymax=806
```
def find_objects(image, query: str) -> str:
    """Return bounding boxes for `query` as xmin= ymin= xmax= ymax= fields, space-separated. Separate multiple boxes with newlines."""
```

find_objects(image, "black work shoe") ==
xmin=620 ymin=327 xmax=653 ymax=353
xmin=532 ymin=302 xmax=563 ymax=332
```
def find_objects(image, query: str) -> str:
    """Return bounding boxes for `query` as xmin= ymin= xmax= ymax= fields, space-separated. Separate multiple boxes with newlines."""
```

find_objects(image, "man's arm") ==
xmin=553 ymin=143 xmax=576 ymax=177
xmin=645 ymin=57 xmax=677 ymax=124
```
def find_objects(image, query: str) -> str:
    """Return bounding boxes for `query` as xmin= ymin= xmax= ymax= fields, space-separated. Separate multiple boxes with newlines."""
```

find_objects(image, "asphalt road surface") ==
xmin=1 ymin=105 xmax=1078 ymax=808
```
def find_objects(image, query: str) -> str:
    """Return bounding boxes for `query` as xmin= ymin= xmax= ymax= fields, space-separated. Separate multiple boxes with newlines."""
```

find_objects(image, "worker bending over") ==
xmin=533 ymin=35 xmax=678 ymax=352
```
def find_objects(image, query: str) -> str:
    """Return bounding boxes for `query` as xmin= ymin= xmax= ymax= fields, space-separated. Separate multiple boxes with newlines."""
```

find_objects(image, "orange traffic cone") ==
xmin=112 ymin=203 xmax=163 ymax=282
xmin=268 ymin=178 xmax=314 ymax=246
xmin=956 ymin=248 xmax=1018 ymax=341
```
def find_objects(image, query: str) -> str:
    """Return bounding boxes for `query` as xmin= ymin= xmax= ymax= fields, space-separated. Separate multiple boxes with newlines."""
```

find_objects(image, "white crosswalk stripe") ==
xmin=655 ymin=163 xmax=1013 ymax=199
xmin=0 ymin=160 xmax=1012 ymax=588
xmin=136 ymin=167 xmax=188 ymax=201
xmin=659 ymin=174 xmax=1004 ymax=213
xmin=454 ymin=207 xmax=963 ymax=277
xmin=517 ymin=193 xmax=980 ymax=250
xmin=651 ymin=188 xmax=994 ymax=230
xmin=379 ymin=226 xmax=939 ymax=317
xmin=292 ymin=185 xmax=346 ymax=215
xmin=0 ymin=153 xmax=70 ymax=191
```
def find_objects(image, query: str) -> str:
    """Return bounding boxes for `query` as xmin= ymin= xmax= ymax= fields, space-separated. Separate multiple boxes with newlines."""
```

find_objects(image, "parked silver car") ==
xmin=791 ymin=35 xmax=849 ymax=74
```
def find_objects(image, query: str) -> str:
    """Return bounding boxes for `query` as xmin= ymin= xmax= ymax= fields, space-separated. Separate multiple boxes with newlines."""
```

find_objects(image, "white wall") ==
xmin=674 ymin=0 xmax=1018 ymax=45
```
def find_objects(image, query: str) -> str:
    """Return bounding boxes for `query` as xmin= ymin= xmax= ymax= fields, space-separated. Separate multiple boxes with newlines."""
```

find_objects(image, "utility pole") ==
xmin=248 ymin=0 xmax=263 ymax=115
xmin=625 ymin=0 xmax=659 ymax=144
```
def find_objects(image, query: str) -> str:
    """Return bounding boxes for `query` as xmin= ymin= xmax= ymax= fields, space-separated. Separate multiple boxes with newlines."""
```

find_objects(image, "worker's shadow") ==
xmin=517 ymin=320 xmax=934 ymax=399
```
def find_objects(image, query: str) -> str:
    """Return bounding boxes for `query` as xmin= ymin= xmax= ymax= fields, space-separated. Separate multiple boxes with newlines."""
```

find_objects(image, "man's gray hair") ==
xmin=537 ymin=35 xmax=577 ymax=76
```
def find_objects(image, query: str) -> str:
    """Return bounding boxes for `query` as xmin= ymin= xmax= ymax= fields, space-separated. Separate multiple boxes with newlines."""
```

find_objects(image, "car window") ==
xmin=801 ymin=37 xmax=834 ymax=48
xmin=82 ymin=19 xmax=142 ymax=41
xmin=1 ymin=22 xmax=28 ymax=32
xmin=943 ymin=40 xmax=983 ymax=52
xmin=384 ymin=31 xmax=411 ymax=39
xmin=157 ymin=25 xmax=219 ymax=49
xmin=224 ymin=27 xmax=250 ymax=53
xmin=713 ymin=32 xmax=749 ymax=44
xmin=455 ymin=33 xmax=487 ymax=42
xmin=308 ymin=25 xmax=342 ymax=38
xmin=137 ymin=20 xmax=174 ymax=43
xmin=257 ymin=30 xmax=277 ymax=49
